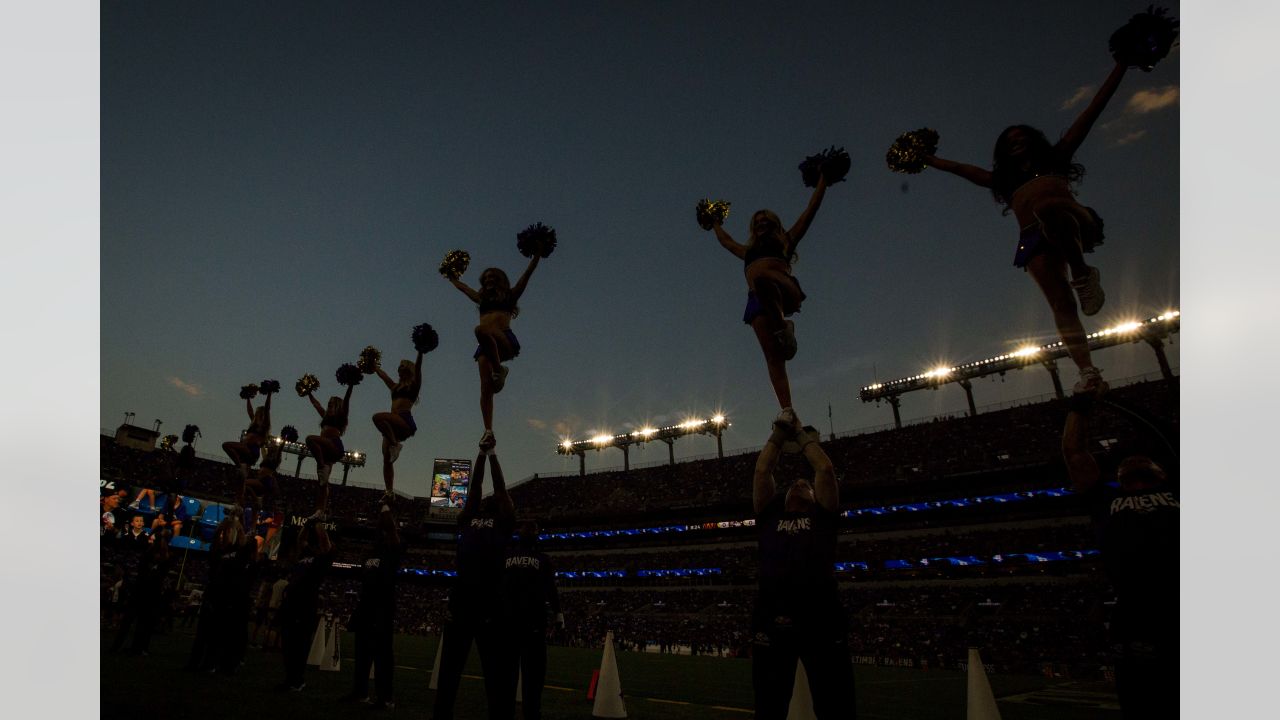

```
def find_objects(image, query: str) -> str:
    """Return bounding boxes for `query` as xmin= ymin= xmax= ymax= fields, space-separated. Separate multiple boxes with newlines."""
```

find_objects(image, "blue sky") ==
xmin=100 ymin=1 xmax=1181 ymax=495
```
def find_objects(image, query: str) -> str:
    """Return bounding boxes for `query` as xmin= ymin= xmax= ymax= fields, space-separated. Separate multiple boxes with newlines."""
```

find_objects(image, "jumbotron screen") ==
xmin=430 ymin=458 xmax=472 ymax=510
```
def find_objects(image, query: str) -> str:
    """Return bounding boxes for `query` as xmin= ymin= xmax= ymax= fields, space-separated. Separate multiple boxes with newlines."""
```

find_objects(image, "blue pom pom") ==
xmin=799 ymin=146 xmax=851 ymax=187
xmin=1110 ymin=6 xmax=1178 ymax=71
xmin=239 ymin=384 xmax=259 ymax=400
xmin=412 ymin=323 xmax=440 ymax=353
xmin=280 ymin=425 xmax=299 ymax=443
xmin=336 ymin=363 xmax=363 ymax=386
xmin=182 ymin=424 xmax=201 ymax=444
xmin=260 ymin=379 xmax=281 ymax=395
xmin=517 ymin=222 xmax=557 ymax=258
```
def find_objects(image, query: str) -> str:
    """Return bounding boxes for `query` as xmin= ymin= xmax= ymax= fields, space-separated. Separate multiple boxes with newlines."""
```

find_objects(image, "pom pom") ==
xmin=885 ymin=128 xmax=940 ymax=174
xmin=160 ymin=434 xmax=178 ymax=451
xmin=516 ymin=222 xmax=558 ymax=258
xmin=259 ymin=379 xmax=280 ymax=395
xmin=336 ymin=363 xmax=363 ymax=387
xmin=357 ymin=346 xmax=381 ymax=374
xmin=182 ymin=424 xmax=201 ymax=444
xmin=280 ymin=425 xmax=299 ymax=443
xmin=295 ymin=373 xmax=320 ymax=397
xmin=412 ymin=323 xmax=440 ymax=353
xmin=798 ymin=145 xmax=852 ymax=187
xmin=1110 ymin=6 xmax=1178 ymax=71
xmin=439 ymin=249 xmax=471 ymax=280
xmin=239 ymin=384 xmax=259 ymax=400
xmin=695 ymin=199 xmax=731 ymax=231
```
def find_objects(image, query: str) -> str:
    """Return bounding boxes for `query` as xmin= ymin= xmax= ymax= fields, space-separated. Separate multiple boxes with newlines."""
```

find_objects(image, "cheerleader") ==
xmin=447 ymin=250 xmax=544 ymax=446
xmin=303 ymin=384 xmax=353 ymax=519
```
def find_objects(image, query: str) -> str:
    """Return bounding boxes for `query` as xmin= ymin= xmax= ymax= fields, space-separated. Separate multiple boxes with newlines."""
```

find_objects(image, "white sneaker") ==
xmin=1071 ymin=267 xmax=1105 ymax=316
xmin=388 ymin=443 xmax=402 ymax=464
xmin=479 ymin=430 xmax=497 ymax=450
xmin=492 ymin=365 xmax=509 ymax=393
xmin=774 ymin=407 xmax=798 ymax=430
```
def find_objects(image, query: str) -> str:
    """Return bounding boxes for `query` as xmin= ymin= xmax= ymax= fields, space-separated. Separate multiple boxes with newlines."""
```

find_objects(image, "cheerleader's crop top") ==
xmin=744 ymin=237 xmax=790 ymax=266
xmin=478 ymin=287 xmax=516 ymax=314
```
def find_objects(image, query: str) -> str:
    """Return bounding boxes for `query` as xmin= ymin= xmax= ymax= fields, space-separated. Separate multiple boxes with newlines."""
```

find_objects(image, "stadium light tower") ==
xmin=859 ymin=310 xmax=1180 ymax=424
xmin=555 ymin=414 xmax=730 ymax=476
xmin=254 ymin=434 xmax=367 ymax=484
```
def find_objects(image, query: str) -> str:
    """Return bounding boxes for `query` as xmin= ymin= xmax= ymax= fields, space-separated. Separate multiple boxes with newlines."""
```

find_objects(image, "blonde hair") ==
xmin=745 ymin=209 xmax=795 ymax=263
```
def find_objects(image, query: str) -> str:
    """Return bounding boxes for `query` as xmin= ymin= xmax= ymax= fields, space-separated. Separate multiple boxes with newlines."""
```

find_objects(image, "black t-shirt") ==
xmin=1083 ymin=483 xmax=1180 ymax=642
xmin=353 ymin=544 xmax=402 ymax=626
xmin=281 ymin=549 xmax=335 ymax=616
xmin=133 ymin=550 xmax=173 ymax=607
xmin=754 ymin=494 xmax=842 ymax=626
xmin=206 ymin=540 xmax=255 ymax=609
xmin=119 ymin=529 xmax=151 ymax=554
xmin=502 ymin=544 xmax=559 ymax=630
xmin=452 ymin=508 xmax=513 ymax=616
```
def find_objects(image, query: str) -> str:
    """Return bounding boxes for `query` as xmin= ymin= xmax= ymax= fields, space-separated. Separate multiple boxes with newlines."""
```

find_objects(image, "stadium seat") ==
xmin=181 ymin=496 xmax=202 ymax=519
xmin=196 ymin=503 xmax=227 ymax=542
xmin=169 ymin=535 xmax=208 ymax=552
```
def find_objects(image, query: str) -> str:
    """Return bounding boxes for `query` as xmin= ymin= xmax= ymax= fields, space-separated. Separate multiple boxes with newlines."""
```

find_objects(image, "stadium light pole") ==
xmin=1040 ymin=359 xmax=1065 ymax=399
xmin=957 ymin=379 xmax=977 ymax=417
xmin=886 ymin=395 xmax=902 ymax=429
xmin=337 ymin=451 xmax=366 ymax=486
xmin=1142 ymin=330 xmax=1174 ymax=381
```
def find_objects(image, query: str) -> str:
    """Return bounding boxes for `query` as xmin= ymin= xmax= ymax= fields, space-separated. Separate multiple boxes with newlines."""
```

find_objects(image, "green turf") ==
xmin=101 ymin=627 xmax=1120 ymax=719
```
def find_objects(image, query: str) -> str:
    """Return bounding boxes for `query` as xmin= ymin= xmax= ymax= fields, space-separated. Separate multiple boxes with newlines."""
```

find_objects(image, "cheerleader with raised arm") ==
xmin=222 ymin=381 xmax=278 ymax=495
xmin=442 ymin=226 xmax=553 ymax=446
xmin=300 ymin=370 xmax=355 ymax=520
xmin=888 ymin=8 xmax=1177 ymax=395
xmin=370 ymin=325 xmax=437 ymax=495
xmin=700 ymin=147 xmax=847 ymax=423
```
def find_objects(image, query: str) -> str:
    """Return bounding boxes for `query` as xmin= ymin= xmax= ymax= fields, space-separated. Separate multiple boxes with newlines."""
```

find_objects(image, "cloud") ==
xmin=553 ymin=420 xmax=575 ymax=436
xmin=1061 ymin=85 xmax=1095 ymax=111
xmin=1125 ymin=85 xmax=1179 ymax=114
xmin=167 ymin=376 xmax=204 ymax=397
xmin=1114 ymin=130 xmax=1148 ymax=146
xmin=526 ymin=418 xmax=548 ymax=430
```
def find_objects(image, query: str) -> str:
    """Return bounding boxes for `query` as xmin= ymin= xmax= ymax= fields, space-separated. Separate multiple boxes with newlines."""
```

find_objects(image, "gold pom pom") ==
xmin=886 ymin=128 xmax=940 ymax=174
xmin=439 ymin=249 xmax=471 ymax=280
xmin=695 ymin=199 xmax=731 ymax=231
xmin=295 ymin=373 xmax=320 ymax=397
xmin=357 ymin=346 xmax=381 ymax=374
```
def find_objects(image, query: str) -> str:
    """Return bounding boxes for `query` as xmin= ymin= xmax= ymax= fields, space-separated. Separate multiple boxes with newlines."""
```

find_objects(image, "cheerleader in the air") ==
xmin=700 ymin=146 xmax=847 ymax=423
xmin=442 ymin=226 xmax=552 ymax=447
xmin=299 ymin=369 xmax=355 ymax=519
xmin=888 ymin=8 xmax=1177 ymax=395
xmin=222 ymin=381 xmax=277 ymax=496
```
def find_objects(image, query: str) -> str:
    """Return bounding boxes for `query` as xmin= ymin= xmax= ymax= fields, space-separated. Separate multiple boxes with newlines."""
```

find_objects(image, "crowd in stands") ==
xmin=99 ymin=379 xmax=1173 ymax=680
xmin=509 ymin=379 xmax=1177 ymax=521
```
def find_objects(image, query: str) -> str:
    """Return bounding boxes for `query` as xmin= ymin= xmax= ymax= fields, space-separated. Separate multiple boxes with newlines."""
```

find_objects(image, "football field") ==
xmin=101 ymin=628 xmax=1120 ymax=719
